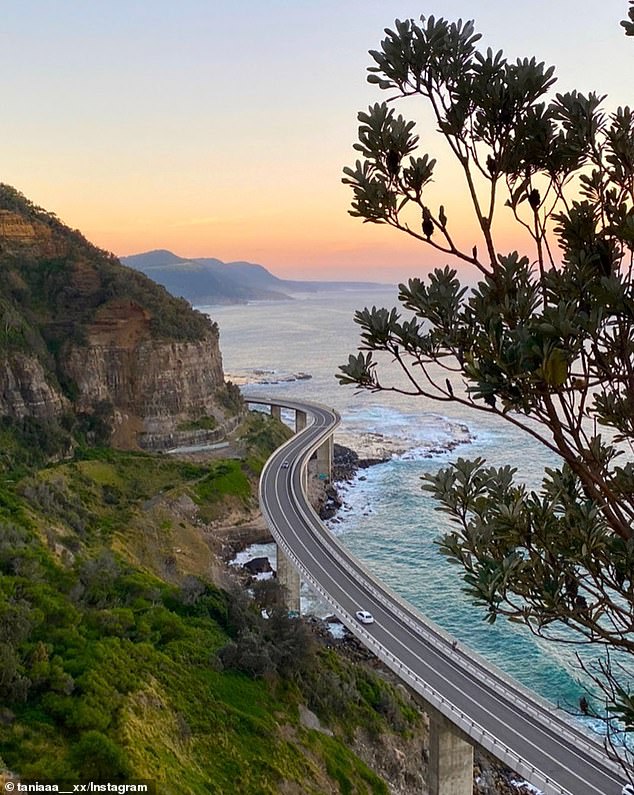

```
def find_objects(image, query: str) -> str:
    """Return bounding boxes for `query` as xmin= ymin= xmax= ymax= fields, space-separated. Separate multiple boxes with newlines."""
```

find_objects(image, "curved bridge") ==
xmin=251 ymin=396 xmax=630 ymax=795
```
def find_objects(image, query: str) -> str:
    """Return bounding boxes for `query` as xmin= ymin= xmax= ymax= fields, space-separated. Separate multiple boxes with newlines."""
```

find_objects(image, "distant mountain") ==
xmin=121 ymin=250 xmax=287 ymax=304
xmin=121 ymin=250 xmax=390 ymax=305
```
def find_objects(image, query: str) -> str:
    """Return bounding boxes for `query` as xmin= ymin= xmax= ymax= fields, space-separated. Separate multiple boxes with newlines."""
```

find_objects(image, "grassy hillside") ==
xmin=0 ymin=413 xmax=423 ymax=793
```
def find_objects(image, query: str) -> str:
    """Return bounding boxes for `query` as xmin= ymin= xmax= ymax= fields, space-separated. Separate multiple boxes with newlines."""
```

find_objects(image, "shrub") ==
xmin=70 ymin=730 xmax=130 ymax=780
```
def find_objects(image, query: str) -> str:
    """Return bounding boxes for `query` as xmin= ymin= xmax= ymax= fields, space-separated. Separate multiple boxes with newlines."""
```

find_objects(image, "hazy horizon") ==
xmin=121 ymin=247 xmax=401 ymax=285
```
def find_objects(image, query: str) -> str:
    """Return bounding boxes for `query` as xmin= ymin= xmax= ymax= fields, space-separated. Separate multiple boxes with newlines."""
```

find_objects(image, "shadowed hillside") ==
xmin=122 ymin=249 xmax=391 ymax=305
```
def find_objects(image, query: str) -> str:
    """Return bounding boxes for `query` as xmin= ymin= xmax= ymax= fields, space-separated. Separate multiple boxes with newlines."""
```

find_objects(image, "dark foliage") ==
xmin=339 ymin=7 xmax=634 ymax=759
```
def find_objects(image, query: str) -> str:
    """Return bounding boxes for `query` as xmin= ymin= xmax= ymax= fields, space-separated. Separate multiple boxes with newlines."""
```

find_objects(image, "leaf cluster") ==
xmin=340 ymin=9 xmax=634 ymax=741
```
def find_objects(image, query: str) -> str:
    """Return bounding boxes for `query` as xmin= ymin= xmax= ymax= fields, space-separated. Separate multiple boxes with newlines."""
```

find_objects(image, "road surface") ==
xmin=252 ymin=396 xmax=631 ymax=795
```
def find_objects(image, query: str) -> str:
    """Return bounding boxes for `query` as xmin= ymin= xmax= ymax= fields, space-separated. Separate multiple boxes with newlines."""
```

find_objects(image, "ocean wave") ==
xmin=328 ymin=409 xmax=476 ymax=534
xmin=228 ymin=368 xmax=312 ymax=386
xmin=326 ymin=470 xmax=384 ymax=536
xmin=339 ymin=405 xmax=475 ymax=460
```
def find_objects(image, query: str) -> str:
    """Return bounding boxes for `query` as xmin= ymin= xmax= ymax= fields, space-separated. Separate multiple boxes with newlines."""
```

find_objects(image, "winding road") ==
xmin=253 ymin=396 xmax=631 ymax=795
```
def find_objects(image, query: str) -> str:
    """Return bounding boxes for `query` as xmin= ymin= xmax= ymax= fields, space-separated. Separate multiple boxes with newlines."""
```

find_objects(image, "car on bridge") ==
xmin=355 ymin=610 xmax=375 ymax=625
xmin=281 ymin=461 xmax=289 ymax=469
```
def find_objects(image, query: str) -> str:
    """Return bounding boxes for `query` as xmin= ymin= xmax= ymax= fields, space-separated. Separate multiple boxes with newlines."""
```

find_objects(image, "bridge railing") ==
xmin=256 ymin=397 xmax=627 ymax=794
xmin=261 ymin=486 xmax=576 ymax=795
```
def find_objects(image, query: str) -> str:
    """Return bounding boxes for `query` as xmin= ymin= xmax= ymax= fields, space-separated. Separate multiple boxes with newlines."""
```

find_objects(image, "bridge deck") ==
xmin=251 ymin=396 xmax=631 ymax=795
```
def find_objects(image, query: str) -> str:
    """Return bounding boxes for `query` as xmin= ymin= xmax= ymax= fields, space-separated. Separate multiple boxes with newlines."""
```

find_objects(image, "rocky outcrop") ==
xmin=0 ymin=185 xmax=240 ymax=451
xmin=243 ymin=557 xmax=273 ymax=576
xmin=0 ymin=353 xmax=69 ymax=419
xmin=0 ymin=209 xmax=65 ymax=260
xmin=63 ymin=303 xmax=227 ymax=449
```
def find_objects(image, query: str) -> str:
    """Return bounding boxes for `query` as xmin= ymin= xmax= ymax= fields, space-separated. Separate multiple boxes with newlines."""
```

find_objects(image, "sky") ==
xmin=2 ymin=0 xmax=632 ymax=282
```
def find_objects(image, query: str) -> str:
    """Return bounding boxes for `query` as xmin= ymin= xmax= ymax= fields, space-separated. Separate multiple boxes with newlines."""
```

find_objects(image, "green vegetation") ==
xmin=0 ymin=184 xmax=213 ymax=346
xmin=239 ymin=411 xmax=294 ymax=474
xmin=312 ymin=733 xmax=388 ymax=795
xmin=177 ymin=415 xmax=217 ymax=432
xmin=339 ymin=5 xmax=634 ymax=741
xmin=0 ymin=411 xmax=419 ymax=791
xmin=0 ymin=184 xmax=229 ymax=465
xmin=0 ymin=416 xmax=73 ymax=477
xmin=191 ymin=460 xmax=252 ymax=523
xmin=215 ymin=381 xmax=245 ymax=416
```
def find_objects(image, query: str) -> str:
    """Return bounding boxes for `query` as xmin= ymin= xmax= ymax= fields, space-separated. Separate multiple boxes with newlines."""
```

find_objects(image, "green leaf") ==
xmin=542 ymin=349 xmax=569 ymax=386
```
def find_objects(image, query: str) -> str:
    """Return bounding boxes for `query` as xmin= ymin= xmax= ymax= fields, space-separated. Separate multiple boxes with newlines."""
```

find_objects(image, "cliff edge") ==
xmin=0 ymin=185 xmax=240 ymax=451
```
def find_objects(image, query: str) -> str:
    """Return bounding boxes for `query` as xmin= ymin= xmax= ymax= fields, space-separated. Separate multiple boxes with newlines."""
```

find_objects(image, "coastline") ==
xmin=227 ymin=419 xmax=475 ymax=555
xmin=321 ymin=442 xmax=387 ymax=520
xmin=225 ymin=437 xmax=528 ymax=795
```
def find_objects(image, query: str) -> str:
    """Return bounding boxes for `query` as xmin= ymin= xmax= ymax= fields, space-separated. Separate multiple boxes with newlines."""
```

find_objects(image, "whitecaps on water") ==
xmin=339 ymin=404 xmax=475 ymax=460
xmin=229 ymin=542 xmax=277 ymax=570
xmin=229 ymin=543 xmax=334 ymax=616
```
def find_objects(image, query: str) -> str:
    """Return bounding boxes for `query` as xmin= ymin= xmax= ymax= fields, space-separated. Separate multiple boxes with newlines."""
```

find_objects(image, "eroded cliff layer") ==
xmin=64 ymin=311 xmax=227 ymax=449
xmin=0 ymin=185 xmax=238 ymax=450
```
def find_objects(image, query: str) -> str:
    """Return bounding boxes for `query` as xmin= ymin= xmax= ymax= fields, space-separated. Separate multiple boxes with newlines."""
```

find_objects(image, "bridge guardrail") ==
xmin=254 ymin=397 xmax=626 ymax=794
xmin=284 ymin=404 xmax=622 ymax=774
xmin=260 ymin=489 xmax=573 ymax=795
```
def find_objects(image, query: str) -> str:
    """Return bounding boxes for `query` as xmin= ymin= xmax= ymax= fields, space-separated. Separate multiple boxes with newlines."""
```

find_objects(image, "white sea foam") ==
xmin=510 ymin=781 xmax=543 ymax=795
xmin=228 ymin=368 xmax=312 ymax=386
xmin=229 ymin=542 xmax=276 ymax=569
xmin=229 ymin=543 xmax=332 ymax=616
xmin=339 ymin=405 xmax=475 ymax=460
xmin=325 ymin=622 xmax=348 ymax=639
xmin=327 ymin=470 xmax=383 ymax=536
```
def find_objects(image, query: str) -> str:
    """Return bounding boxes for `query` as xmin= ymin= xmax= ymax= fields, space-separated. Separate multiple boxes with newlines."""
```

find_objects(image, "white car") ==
xmin=355 ymin=610 xmax=375 ymax=625
xmin=281 ymin=461 xmax=289 ymax=469
xmin=622 ymin=785 xmax=634 ymax=795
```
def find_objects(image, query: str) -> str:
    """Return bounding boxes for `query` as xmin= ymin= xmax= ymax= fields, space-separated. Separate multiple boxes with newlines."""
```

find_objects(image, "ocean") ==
xmin=200 ymin=287 xmax=600 ymax=728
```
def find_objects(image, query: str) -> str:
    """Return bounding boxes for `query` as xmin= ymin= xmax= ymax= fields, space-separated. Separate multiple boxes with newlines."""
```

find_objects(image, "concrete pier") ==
xmin=295 ymin=410 xmax=307 ymax=432
xmin=316 ymin=434 xmax=333 ymax=482
xmin=428 ymin=711 xmax=474 ymax=795
xmin=276 ymin=545 xmax=301 ymax=614
xmin=271 ymin=404 xmax=282 ymax=421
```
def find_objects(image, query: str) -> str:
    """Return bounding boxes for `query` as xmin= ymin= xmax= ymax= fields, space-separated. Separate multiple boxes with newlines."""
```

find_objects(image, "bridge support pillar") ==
xmin=271 ymin=404 xmax=282 ymax=421
xmin=316 ymin=435 xmax=333 ymax=482
xmin=428 ymin=711 xmax=473 ymax=795
xmin=276 ymin=545 xmax=301 ymax=614
xmin=295 ymin=410 xmax=307 ymax=432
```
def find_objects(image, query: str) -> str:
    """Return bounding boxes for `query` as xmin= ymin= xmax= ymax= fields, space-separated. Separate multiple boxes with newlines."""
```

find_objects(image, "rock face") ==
xmin=0 ymin=352 xmax=70 ymax=419
xmin=242 ymin=557 xmax=273 ymax=576
xmin=0 ymin=185 xmax=239 ymax=450
xmin=0 ymin=208 xmax=64 ymax=260
xmin=63 ymin=301 xmax=227 ymax=448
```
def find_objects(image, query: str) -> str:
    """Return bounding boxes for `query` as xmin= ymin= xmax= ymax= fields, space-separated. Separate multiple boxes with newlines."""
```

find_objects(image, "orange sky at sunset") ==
xmin=2 ymin=1 xmax=632 ymax=282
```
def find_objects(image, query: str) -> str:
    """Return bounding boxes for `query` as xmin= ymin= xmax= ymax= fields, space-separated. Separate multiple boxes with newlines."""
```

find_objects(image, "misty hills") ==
xmin=121 ymin=249 xmax=389 ymax=305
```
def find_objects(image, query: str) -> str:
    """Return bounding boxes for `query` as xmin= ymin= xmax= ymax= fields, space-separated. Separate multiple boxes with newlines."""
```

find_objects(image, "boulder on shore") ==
xmin=243 ymin=556 xmax=273 ymax=575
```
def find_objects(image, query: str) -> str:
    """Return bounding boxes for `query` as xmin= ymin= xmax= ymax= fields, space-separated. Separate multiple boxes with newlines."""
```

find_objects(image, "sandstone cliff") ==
xmin=64 ymin=308 xmax=229 ymax=449
xmin=0 ymin=185 xmax=239 ymax=451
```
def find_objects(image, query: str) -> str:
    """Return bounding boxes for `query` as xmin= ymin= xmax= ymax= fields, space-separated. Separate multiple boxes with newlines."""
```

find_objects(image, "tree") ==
xmin=338 ymin=5 xmax=634 ymax=762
